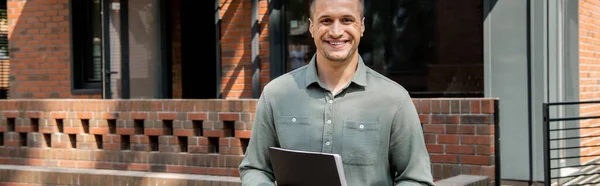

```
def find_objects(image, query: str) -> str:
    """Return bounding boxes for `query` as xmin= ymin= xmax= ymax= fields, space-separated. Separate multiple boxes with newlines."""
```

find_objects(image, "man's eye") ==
xmin=343 ymin=18 xmax=353 ymax=23
xmin=321 ymin=19 xmax=331 ymax=23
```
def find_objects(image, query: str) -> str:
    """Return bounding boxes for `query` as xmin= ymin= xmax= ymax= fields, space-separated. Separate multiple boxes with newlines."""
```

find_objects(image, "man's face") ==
xmin=309 ymin=0 xmax=365 ymax=63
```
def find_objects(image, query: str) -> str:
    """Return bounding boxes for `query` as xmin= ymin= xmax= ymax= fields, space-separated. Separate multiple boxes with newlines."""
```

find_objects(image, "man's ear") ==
xmin=361 ymin=17 xmax=365 ymax=37
xmin=309 ymin=18 xmax=314 ymax=38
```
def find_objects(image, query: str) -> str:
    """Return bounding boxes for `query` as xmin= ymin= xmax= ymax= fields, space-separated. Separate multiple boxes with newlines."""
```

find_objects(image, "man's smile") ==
xmin=325 ymin=39 xmax=350 ymax=49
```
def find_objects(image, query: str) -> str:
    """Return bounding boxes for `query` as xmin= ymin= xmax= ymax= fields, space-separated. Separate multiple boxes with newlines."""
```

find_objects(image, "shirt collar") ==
xmin=304 ymin=54 xmax=368 ymax=88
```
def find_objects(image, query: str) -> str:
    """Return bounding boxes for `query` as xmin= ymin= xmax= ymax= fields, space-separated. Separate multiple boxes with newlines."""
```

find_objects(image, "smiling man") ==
xmin=238 ymin=0 xmax=435 ymax=185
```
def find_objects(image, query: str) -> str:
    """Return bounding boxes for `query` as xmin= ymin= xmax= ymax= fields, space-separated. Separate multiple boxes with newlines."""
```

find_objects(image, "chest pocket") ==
xmin=276 ymin=116 xmax=311 ymax=151
xmin=341 ymin=120 xmax=381 ymax=166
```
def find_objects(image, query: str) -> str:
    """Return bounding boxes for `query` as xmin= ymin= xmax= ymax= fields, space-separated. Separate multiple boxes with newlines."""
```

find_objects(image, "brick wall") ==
xmin=6 ymin=0 xmax=271 ymax=99
xmin=579 ymin=0 xmax=600 ymax=164
xmin=421 ymin=99 xmax=497 ymax=184
xmin=219 ymin=0 xmax=270 ymax=99
xmin=0 ymin=60 xmax=8 ymax=98
xmin=0 ymin=98 xmax=498 ymax=184
xmin=0 ymin=100 xmax=255 ymax=178
xmin=7 ymin=0 xmax=99 ymax=99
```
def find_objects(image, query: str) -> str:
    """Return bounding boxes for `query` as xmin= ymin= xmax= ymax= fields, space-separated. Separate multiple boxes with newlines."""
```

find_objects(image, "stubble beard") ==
xmin=321 ymin=42 xmax=359 ymax=63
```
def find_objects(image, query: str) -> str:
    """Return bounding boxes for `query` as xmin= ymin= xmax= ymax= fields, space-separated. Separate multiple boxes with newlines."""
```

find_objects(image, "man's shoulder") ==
xmin=364 ymin=67 xmax=411 ymax=100
xmin=261 ymin=65 xmax=308 ymax=98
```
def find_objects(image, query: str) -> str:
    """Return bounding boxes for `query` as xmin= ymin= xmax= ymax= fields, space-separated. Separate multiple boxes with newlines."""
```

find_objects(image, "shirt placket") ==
xmin=322 ymin=92 xmax=334 ymax=153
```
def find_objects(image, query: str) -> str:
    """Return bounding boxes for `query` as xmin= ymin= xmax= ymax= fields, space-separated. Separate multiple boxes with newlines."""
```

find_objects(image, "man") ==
xmin=238 ymin=0 xmax=434 ymax=185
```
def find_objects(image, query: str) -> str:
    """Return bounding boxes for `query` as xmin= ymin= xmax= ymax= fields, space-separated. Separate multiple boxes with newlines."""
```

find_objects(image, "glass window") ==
xmin=71 ymin=0 xmax=103 ymax=90
xmin=285 ymin=0 xmax=484 ymax=98
xmin=128 ymin=0 xmax=159 ymax=99
xmin=0 ymin=1 xmax=7 ymax=60
xmin=286 ymin=0 xmax=315 ymax=72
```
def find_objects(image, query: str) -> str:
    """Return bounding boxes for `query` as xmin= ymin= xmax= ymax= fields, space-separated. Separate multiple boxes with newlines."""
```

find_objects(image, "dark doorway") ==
xmin=179 ymin=0 xmax=220 ymax=98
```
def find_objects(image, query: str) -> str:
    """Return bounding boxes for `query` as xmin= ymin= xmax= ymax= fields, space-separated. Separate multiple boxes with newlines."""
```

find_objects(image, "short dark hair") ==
xmin=308 ymin=0 xmax=365 ymax=19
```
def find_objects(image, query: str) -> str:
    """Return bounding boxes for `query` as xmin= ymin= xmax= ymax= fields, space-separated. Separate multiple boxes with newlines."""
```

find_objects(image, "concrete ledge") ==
xmin=435 ymin=174 xmax=490 ymax=186
xmin=0 ymin=164 xmax=241 ymax=185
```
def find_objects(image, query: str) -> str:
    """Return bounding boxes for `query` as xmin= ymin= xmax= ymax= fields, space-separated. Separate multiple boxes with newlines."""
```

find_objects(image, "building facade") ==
xmin=7 ymin=0 xmax=487 ymax=100
xmin=1 ymin=0 xmax=599 ymax=185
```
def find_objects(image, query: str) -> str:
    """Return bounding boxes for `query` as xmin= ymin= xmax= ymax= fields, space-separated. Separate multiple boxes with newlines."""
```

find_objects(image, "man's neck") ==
xmin=315 ymin=54 xmax=359 ymax=95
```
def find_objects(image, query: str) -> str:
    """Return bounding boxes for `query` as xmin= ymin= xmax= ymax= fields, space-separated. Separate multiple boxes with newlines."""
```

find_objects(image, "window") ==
xmin=71 ymin=0 xmax=103 ymax=91
xmin=284 ymin=0 xmax=484 ymax=98
xmin=0 ymin=0 xmax=7 ymax=99
xmin=0 ymin=0 xmax=7 ymax=60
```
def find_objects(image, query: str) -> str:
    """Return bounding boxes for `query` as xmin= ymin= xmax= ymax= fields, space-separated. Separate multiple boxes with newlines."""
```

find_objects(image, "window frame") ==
xmin=69 ymin=0 xmax=103 ymax=94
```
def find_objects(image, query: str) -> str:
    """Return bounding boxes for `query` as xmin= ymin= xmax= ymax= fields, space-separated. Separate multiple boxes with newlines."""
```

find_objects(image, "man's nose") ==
xmin=329 ymin=21 xmax=343 ymax=38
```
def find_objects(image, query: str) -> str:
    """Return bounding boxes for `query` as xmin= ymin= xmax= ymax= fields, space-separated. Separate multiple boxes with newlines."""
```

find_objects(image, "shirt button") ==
xmin=326 ymin=120 xmax=331 ymax=124
xmin=359 ymin=125 xmax=364 ymax=129
xmin=292 ymin=118 xmax=296 ymax=122
xmin=325 ymin=141 xmax=331 ymax=146
xmin=328 ymin=100 xmax=333 ymax=104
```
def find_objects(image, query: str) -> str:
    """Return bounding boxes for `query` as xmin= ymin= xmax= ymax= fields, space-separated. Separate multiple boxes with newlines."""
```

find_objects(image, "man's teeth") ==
xmin=329 ymin=41 xmax=345 ymax=45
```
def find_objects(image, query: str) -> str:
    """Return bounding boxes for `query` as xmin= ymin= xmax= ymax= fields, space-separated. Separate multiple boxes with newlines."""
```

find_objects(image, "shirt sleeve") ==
xmin=389 ymin=97 xmax=435 ymax=186
xmin=238 ymin=92 xmax=278 ymax=186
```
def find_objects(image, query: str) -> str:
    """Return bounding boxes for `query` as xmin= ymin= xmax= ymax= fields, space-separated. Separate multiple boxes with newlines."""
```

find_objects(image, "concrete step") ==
xmin=0 ymin=164 xmax=241 ymax=186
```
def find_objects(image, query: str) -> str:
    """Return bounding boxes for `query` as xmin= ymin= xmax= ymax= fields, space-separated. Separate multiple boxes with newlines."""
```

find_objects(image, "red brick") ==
xmin=438 ymin=134 xmax=459 ymax=144
xmin=77 ymin=112 xmax=93 ymax=119
xmin=63 ymin=127 xmax=82 ymax=134
xmin=426 ymin=144 xmax=444 ymax=153
xmin=446 ymin=145 xmax=474 ymax=155
xmin=207 ymin=167 xmax=231 ymax=176
xmin=188 ymin=112 xmax=208 ymax=121
xmin=420 ymin=100 xmax=431 ymax=114
xmin=461 ymin=155 xmax=491 ymax=165
xmin=219 ymin=137 xmax=242 ymax=147
xmin=158 ymin=112 xmax=177 ymax=120
xmin=130 ymin=112 xmax=148 ymax=120
xmin=476 ymin=125 xmax=494 ymax=135
xmin=76 ymin=161 xmax=95 ymax=169
xmin=424 ymin=134 xmax=436 ymax=143
xmin=430 ymin=154 xmax=458 ymax=163
xmin=173 ymin=129 xmax=193 ymax=136
xmin=461 ymin=136 xmax=491 ymax=145
xmin=446 ymin=125 xmax=475 ymax=135
xmin=102 ymin=112 xmax=120 ymax=119
xmin=128 ymin=163 xmax=150 ymax=171
xmin=220 ymin=146 xmax=244 ymax=155
xmin=4 ymin=112 xmax=18 ymax=118
xmin=26 ymin=112 xmax=42 ymax=118
xmin=204 ymin=129 xmax=231 ymax=137
xmin=103 ymin=143 xmax=121 ymax=151
xmin=59 ymin=160 xmax=76 ymax=168
xmin=218 ymin=113 xmax=240 ymax=121
xmin=24 ymin=159 xmax=45 ymax=167
xmin=116 ymin=128 xmax=135 ymax=135
xmin=423 ymin=124 xmax=444 ymax=134
xmin=166 ymin=165 xmax=186 ymax=173
xmin=481 ymin=100 xmax=495 ymax=114
xmin=89 ymin=127 xmax=109 ymax=135
xmin=51 ymin=112 xmax=66 ymax=119
xmin=476 ymin=145 xmax=492 ymax=155
xmin=188 ymin=145 xmax=213 ymax=153
xmin=471 ymin=100 xmax=481 ymax=113
xmin=188 ymin=167 xmax=208 ymax=174
xmin=144 ymin=128 xmax=169 ymax=136
xmin=235 ymin=130 xmax=251 ymax=138
xmin=418 ymin=114 xmax=430 ymax=124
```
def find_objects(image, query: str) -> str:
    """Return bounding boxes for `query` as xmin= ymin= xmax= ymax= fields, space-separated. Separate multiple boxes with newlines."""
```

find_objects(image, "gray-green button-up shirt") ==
xmin=239 ymin=55 xmax=434 ymax=186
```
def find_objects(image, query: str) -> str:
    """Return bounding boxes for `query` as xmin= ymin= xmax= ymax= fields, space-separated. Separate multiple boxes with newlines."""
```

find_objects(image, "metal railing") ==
xmin=544 ymin=100 xmax=600 ymax=186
